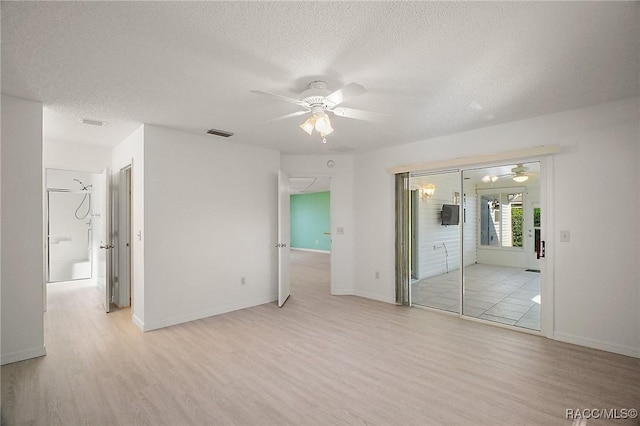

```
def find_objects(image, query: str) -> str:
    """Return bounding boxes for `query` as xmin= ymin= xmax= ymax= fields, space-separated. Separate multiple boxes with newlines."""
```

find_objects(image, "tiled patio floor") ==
xmin=411 ymin=263 xmax=540 ymax=330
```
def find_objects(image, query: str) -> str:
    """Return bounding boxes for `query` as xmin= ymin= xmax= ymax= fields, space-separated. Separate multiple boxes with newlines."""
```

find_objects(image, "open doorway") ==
xmin=288 ymin=177 xmax=332 ymax=298
xmin=45 ymin=169 xmax=101 ymax=284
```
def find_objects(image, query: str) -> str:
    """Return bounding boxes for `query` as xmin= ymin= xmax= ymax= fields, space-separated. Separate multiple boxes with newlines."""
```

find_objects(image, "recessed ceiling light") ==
xmin=78 ymin=117 xmax=108 ymax=126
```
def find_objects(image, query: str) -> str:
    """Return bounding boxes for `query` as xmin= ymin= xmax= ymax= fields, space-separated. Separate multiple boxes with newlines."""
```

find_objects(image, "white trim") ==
xmin=412 ymin=303 xmax=460 ymax=317
xmin=1 ymin=345 xmax=47 ymax=365
xmin=331 ymin=289 xmax=355 ymax=296
xmin=540 ymin=157 xmax=554 ymax=339
xmin=354 ymin=290 xmax=395 ymax=304
xmin=141 ymin=295 xmax=277 ymax=332
xmin=461 ymin=314 xmax=543 ymax=336
xmin=291 ymin=247 xmax=330 ymax=254
xmin=132 ymin=314 xmax=145 ymax=331
xmin=389 ymin=145 xmax=561 ymax=174
xmin=554 ymin=332 xmax=640 ymax=359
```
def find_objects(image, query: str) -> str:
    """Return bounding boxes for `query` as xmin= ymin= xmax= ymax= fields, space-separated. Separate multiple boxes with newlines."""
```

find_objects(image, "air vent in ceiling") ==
xmin=79 ymin=117 xmax=108 ymax=126
xmin=206 ymin=128 xmax=234 ymax=138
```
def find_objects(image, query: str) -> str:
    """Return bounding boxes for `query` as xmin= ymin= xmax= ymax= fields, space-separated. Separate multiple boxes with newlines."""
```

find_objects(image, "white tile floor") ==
xmin=411 ymin=263 xmax=540 ymax=330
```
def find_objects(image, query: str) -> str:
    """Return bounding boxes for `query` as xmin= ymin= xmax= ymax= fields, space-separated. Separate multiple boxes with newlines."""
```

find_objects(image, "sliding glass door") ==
xmin=409 ymin=170 xmax=461 ymax=313
xmin=462 ymin=162 xmax=541 ymax=330
xmin=406 ymin=161 xmax=543 ymax=332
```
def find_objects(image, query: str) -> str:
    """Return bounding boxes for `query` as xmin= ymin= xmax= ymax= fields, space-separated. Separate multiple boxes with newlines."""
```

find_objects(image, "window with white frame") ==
xmin=479 ymin=190 xmax=524 ymax=249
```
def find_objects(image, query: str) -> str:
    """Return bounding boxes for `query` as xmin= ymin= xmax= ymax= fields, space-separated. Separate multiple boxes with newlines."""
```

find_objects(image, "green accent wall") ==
xmin=290 ymin=191 xmax=330 ymax=251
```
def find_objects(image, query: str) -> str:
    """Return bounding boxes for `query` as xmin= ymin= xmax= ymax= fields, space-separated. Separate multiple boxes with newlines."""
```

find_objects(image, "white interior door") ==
xmin=96 ymin=168 xmax=113 ymax=313
xmin=117 ymin=167 xmax=131 ymax=308
xmin=277 ymin=170 xmax=291 ymax=307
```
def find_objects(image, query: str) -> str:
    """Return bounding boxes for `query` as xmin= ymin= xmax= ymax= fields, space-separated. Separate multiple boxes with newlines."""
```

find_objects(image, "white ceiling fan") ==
xmin=482 ymin=164 xmax=535 ymax=183
xmin=251 ymin=81 xmax=386 ymax=143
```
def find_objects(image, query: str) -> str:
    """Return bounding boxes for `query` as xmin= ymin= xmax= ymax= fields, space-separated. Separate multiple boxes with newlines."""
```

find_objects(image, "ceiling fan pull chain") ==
xmin=322 ymin=137 xmax=327 ymax=144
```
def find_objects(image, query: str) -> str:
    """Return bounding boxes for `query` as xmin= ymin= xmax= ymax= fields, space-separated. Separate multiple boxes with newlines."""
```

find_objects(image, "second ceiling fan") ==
xmin=252 ymin=80 xmax=385 ymax=142
xmin=482 ymin=164 xmax=535 ymax=183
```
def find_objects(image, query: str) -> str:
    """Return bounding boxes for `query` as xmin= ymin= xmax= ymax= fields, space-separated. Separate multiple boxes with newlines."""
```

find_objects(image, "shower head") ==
xmin=73 ymin=178 xmax=91 ymax=191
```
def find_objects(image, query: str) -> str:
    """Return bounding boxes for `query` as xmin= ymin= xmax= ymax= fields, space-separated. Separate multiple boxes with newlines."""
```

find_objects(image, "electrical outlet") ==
xmin=560 ymin=230 xmax=570 ymax=242
xmin=240 ymin=277 xmax=246 ymax=285
xmin=336 ymin=227 xmax=345 ymax=235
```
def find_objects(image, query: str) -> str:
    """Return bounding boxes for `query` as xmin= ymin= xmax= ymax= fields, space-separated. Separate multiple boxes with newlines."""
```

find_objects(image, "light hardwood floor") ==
xmin=2 ymin=251 xmax=639 ymax=425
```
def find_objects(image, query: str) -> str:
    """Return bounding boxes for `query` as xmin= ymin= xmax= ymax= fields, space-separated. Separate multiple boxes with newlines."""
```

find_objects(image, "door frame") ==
xmin=44 ymin=167 xmax=103 ymax=286
xmin=286 ymin=174 xmax=334 ymax=295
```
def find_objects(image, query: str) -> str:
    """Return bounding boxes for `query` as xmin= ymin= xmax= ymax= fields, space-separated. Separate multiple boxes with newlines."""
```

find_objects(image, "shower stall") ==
xmin=46 ymin=169 xmax=99 ymax=283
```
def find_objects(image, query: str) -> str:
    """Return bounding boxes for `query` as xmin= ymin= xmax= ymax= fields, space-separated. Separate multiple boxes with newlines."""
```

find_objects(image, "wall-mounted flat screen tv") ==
xmin=441 ymin=204 xmax=460 ymax=225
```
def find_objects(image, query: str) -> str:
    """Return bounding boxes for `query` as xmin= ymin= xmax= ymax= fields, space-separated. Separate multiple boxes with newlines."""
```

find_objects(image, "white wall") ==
xmin=111 ymin=125 xmax=145 ymax=328
xmin=141 ymin=125 xmax=280 ymax=331
xmin=44 ymin=139 xmax=111 ymax=173
xmin=413 ymin=173 xmax=462 ymax=279
xmin=551 ymin=99 xmax=639 ymax=357
xmin=281 ymin=155 xmax=355 ymax=296
xmin=1 ymin=95 xmax=46 ymax=364
xmin=353 ymin=97 xmax=640 ymax=357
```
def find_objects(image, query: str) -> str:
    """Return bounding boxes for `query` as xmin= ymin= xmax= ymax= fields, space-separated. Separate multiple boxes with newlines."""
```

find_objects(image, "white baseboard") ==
xmin=141 ymin=295 xmax=278 ymax=332
xmin=1 ymin=345 xmax=47 ymax=365
xmin=554 ymin=332 xmax=640 ymax=358
xmin=354 ymin=290 xmax=395 ymax=304
xmin=291 ymin=248 xmax=330 ymax=254
xmin=132 ymin=314 xmax=145 ymax=331
xmin=331 ymin=289 xmax=355 ymax=296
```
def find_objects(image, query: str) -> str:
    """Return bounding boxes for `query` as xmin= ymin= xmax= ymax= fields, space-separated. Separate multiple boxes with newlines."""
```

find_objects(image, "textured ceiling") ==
xmin=2 ymin=2 xmax=638 ymax=154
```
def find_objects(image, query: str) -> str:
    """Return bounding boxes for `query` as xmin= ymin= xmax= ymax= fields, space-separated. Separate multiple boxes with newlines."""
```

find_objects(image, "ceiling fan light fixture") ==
xmin=320 ymin=129 xmax=333 ymax=138
xmin=300 ymin=117 xmax=315 ymax=135
xmin=314 ymin=114 xmax=331 ymax=133
xmin=320 ymin=121 xmax=334 ymax=137
xmin=513 ymin=174 xmax=528 ymax=183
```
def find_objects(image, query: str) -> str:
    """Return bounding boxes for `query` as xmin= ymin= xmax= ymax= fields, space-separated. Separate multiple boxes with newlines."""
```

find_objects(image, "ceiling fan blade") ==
xmin=263 ymin=110 xmax=309 ymax=124
xmin=331 ymin=107 xmax=389 ymax=122
xmin=324 ymin=82 xmax=367 ymax=106
xmin=251 ymin=90 xmax=304 ymax=105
